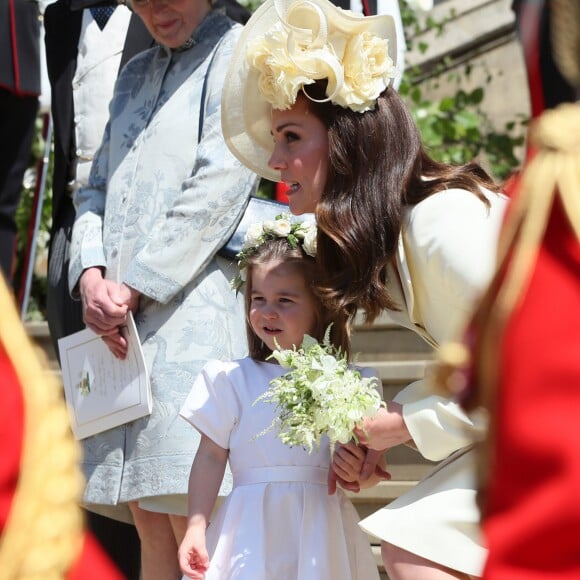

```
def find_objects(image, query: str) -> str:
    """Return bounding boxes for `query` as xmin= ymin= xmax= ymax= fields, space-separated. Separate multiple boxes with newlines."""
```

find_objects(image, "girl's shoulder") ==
xmin=200 ymin=357 xmax=271 ymax=380
xmin=201 ymin=358 xmax=244 ymax=377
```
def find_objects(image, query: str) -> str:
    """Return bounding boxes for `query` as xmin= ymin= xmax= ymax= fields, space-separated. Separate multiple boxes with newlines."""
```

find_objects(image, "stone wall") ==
xmin=406 ymin=0 xmax=531 ymax=167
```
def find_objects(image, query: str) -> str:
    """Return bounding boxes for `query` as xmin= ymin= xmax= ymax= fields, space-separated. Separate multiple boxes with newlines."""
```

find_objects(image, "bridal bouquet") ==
xmin=255 ymin=330 xmax=383 ymax=453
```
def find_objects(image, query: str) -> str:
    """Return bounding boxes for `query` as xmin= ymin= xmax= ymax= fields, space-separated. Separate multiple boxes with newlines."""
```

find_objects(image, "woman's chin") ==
xmin=287 ymin=197 xmax=316 ymax=216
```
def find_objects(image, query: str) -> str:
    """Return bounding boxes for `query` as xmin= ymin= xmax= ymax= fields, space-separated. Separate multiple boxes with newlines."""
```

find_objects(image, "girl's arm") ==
xmin=178 ymin=434 xmax=228 ymax=579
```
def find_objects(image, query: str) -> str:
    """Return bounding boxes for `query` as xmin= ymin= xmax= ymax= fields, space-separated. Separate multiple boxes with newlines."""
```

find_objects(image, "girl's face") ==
xmin=249 ymin=260 xmax=318 ymax=352
xmin=268 ymin=97 xmax=329 ymax=215
xmin=131 ymin=0 xmax=210 ymax=49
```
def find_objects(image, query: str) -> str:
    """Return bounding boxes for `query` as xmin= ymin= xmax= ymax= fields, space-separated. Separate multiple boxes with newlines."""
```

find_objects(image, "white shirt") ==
xmin=71 ymin=5 xmax=131 ymax=190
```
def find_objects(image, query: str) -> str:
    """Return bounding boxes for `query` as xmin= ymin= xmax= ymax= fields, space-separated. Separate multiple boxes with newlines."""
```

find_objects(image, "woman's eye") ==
xmin=285 ymin=131 xmax=299 ymax=143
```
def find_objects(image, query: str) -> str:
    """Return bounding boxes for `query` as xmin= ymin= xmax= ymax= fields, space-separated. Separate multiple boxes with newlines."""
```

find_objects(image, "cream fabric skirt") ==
xmin=359 ymin=446 xmax=486 ymax=577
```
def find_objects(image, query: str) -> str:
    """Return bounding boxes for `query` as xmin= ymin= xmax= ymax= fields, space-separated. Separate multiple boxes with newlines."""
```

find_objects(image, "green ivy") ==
xmin=399 ymin=2 xmax=526 ymax=180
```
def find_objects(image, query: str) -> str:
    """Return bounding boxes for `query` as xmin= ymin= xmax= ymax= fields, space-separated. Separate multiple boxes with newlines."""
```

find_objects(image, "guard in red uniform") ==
xmin=457 ymin=1 xmax=580 ymax=577
xmin=0 ymin=274 xmax=122 ymax=580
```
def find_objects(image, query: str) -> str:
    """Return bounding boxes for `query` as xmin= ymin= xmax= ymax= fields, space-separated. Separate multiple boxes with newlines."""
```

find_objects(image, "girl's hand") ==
xmin=332 ymin=442 xmax=366 ymax=484
xmin=328 ymin=443 xmax=391 ymax=495
xmin=178 ymin=525 xmax=210 ymax=579
xmin=353 ymin=403 xmax=412 ymax=452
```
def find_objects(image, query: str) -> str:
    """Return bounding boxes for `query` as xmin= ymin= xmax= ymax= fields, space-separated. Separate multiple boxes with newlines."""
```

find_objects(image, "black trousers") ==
xmin=0 ymin=88 xmax=38 ymax=285
xmin=87 ymin=512 xmax=141 ymax=579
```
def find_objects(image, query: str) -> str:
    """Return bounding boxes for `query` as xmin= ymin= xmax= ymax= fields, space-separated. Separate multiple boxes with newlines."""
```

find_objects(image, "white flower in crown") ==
xmin=231 ymin=214 xmax=318 ymax=291
xmin=302 ymin=225 xmax=317 ymax=257
xmin=244 ymin=222 xmax=265 ymax=249
xmin=265 ymin=217 xmax=292 ymax=236
xmin=294 ymin=220 xmax=315 ymax=239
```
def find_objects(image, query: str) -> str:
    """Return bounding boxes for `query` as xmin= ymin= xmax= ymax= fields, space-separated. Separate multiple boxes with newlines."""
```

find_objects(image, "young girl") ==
xmin=178 ymin=218 xmax=382 ymax=580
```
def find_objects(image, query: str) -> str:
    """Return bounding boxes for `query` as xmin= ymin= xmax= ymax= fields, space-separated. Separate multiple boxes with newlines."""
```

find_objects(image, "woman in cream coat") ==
xmin=219 ymin=0 xmax=507 ymax=577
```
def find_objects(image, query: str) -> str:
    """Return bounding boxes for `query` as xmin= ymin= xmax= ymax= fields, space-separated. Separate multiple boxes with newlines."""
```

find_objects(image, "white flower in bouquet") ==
xmin=254 ymin=329 xmax=384 ymax=453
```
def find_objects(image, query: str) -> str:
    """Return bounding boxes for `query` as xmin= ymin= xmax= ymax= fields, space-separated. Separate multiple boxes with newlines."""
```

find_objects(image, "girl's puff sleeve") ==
xmin=180 ymin=360 xmax=240 ymax=450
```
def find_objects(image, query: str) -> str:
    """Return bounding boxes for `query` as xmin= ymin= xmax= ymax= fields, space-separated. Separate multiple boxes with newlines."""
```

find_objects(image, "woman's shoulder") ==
xmin=411 ymin=186 xmax=505 ymax=214
xmin=402 ymin=187 xmax=507 ymax=295
xmin=405 ymin=187 xmax=507 ymax=238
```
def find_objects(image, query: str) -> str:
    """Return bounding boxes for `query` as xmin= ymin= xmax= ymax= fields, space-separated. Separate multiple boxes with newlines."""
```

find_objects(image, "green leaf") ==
xmin=469 ymin=88 xmax=484 ymax=105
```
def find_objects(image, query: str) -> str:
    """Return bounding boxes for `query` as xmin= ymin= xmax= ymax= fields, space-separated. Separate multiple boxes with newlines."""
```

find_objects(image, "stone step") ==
xmin=25 ymin=320 xmax=435 ymax=361
xmin=352 ymin=325 xmax=434 ymax=358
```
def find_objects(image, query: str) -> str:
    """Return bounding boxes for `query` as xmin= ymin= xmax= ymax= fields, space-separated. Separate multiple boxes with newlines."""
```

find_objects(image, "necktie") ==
xmin=90 ymin=5 xmax=116 ymax=30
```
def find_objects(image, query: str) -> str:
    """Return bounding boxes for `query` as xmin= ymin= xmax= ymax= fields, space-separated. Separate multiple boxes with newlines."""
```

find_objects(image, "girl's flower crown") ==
xmin=231 ymin=213 xmax=317 ymax=291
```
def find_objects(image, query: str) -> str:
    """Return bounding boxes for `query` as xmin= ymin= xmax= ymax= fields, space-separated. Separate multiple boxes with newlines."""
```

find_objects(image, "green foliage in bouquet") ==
xmin=254 ymin=328 xmax=383 ymax=453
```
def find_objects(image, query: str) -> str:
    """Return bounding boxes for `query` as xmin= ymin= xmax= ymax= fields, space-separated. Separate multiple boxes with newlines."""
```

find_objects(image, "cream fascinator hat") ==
xmin=221 ymin=0 xmax=398 ymax=181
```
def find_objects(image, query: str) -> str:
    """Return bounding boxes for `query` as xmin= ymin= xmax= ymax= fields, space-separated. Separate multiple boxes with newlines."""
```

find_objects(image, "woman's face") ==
xmin=268 ymin=97 xmax=329 ymax=215
xmin=131 ymin=0 xmax=210 ymax=49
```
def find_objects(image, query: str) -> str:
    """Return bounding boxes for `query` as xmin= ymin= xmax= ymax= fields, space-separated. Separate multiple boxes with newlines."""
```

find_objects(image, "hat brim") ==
xmin=221 ymin=0 xmax=398 ymax=182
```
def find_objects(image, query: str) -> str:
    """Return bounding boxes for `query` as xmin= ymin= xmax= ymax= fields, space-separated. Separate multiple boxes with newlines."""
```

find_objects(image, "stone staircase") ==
xmin=26 ymin=318 xmax=435 ymax=580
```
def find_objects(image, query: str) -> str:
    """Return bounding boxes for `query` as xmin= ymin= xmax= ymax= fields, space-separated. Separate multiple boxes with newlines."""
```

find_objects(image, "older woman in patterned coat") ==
xmin=68 ymin=0 xmax=258 ymax=576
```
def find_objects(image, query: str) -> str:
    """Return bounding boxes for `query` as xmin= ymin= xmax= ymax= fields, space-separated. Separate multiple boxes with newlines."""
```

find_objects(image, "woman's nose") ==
xmin=268 ymin=146 xmax=287 ymax=171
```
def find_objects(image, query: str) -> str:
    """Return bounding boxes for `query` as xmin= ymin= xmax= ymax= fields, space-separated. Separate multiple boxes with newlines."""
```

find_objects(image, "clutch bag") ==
xmin=219 ymin=196 xmax=289 ymax=260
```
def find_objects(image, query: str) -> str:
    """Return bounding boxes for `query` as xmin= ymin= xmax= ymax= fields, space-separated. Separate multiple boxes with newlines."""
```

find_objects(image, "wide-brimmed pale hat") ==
xmin=221 ymin=0 xmax=398 ymax=182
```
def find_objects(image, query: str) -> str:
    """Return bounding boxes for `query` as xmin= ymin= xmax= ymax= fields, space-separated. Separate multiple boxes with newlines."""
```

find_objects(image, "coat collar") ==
xmin=386 ymin=226 xmax=438 ymax=349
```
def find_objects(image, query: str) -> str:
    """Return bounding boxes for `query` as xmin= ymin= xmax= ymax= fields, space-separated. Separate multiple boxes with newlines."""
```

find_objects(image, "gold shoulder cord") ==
xmin=495 ymin=102 xmax=580 ymax=318
xmin=497 ymin=0 xmax=580 ymax=318
xmin=0 ymin=277 xmax=84 ymax=580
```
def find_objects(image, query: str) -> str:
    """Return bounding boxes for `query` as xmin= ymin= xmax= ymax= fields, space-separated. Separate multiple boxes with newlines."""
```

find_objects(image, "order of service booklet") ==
xmin=58 ymin=312 xmax=152 ymax=440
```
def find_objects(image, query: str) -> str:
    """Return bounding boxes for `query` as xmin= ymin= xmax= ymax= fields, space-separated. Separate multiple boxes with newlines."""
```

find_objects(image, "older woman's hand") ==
xmin=79 ymin=267 xmax=134 ymax=358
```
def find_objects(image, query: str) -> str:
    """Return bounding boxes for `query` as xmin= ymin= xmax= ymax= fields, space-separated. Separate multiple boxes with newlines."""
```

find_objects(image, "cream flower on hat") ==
xmin=335 ymin=31 xmax=397 ymax=111
xmin=247 ymin=0 xmax=396 ymax=113
xmin=249 ymin=30 xmax=316 ymax=110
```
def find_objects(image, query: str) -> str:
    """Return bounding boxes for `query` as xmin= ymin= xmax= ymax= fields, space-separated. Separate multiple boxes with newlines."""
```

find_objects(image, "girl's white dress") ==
xmin=180 ymin=358 xmax=379 ymax=580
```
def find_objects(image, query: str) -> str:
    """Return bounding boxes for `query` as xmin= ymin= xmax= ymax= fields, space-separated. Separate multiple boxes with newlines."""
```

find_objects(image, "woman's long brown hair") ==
xmin=303 ymin=83 xmax=501 ymax=323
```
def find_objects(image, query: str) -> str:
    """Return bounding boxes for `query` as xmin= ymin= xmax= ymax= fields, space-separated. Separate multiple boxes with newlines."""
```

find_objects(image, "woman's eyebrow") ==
xmin=271 ymin=122 xmax=299 ymax=135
